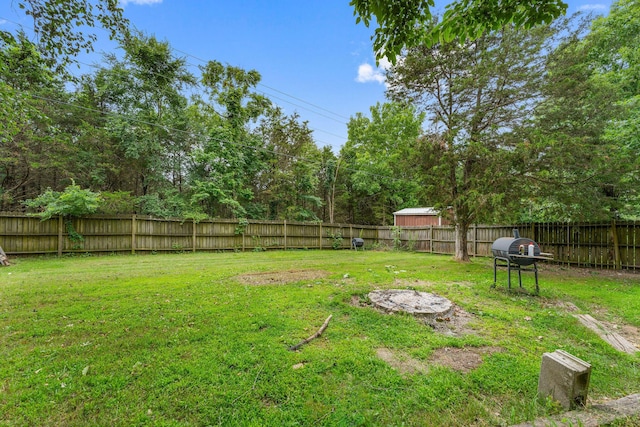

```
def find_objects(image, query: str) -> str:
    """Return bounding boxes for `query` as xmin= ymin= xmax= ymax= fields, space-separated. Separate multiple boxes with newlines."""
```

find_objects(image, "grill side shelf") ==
xmin=509 ymin=254 xmax=554 ymax=261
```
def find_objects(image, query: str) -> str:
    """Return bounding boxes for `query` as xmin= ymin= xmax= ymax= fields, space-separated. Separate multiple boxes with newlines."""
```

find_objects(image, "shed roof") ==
xmin=393 ymin=207 xmax=440 ymax=216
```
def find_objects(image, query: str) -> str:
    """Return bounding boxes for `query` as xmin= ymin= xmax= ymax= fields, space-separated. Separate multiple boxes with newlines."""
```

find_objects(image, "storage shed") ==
xmin=393 ymin=207 xmax=450 ymax=227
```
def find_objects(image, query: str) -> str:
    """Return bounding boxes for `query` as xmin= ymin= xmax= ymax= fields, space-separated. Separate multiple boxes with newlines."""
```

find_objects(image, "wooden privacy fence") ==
xmin=377 ymin=222 xmax=639 ymax=271
xmin=0 ymin=213 xmax=638 ymax=271
xmin=0 ymin=213 xmax=378 ymax=256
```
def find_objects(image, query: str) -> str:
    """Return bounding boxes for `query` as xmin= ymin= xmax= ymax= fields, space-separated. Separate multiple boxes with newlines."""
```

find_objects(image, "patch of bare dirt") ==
xmin=429 ymin=305 xmax=476 ymax=337
xmin=350 ymin=294 xmax=363 ymax=307
xmin=429 ymin=346 xmax=503 ymax=373
xmin=616 ymin=324 xmax=640 ymax=346
xmin=376 ymin=346 xmax=503 ymax=375
xmin=236 ymin=269 xmax=330 ymax=285
xmin=540 ymin=264 xmax=640 ymax=281
xmin=550 ymin=300 xmax=580 ymax=312
xmin=376 ymin=348 xmax=429 ymax=375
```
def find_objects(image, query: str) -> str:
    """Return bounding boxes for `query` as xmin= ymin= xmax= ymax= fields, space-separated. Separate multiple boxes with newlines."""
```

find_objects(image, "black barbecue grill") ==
xmin=352 ymin=238 xmax=364 ymax=250
xmin=491 ymin=229 xmax=552 ymax=294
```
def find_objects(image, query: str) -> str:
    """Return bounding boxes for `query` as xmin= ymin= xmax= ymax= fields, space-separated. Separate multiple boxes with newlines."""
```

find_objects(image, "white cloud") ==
xmin=355 ymin=58 xmax=391 ymax=85
xmin=577 ymin=4 xmax=607 ymax=11
xmin=119 ymin=0 xmax=162 ymax=6
xmin=0 ymin=19 xmax=7 ymax=25
xmin=356 ymin=63 xmax=385 ymax=84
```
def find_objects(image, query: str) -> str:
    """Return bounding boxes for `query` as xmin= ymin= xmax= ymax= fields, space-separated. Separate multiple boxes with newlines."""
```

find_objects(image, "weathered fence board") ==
xmin=0 ymin=213 xmax=638 ymax=271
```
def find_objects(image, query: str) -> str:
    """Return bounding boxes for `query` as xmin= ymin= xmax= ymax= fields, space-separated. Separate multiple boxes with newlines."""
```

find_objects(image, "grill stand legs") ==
xmin=492 ymin=257 xmax=539 ymax=295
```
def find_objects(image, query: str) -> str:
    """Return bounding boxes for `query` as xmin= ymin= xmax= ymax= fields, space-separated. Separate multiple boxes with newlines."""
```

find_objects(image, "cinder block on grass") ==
xmin=538 ymin=350 xmax=591 ymax=410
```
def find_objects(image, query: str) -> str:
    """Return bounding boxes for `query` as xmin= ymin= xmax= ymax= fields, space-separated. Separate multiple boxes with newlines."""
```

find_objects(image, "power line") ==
xmin=172 ymin=47 xmax=352 ymax=122
xmin=1 ymin=15 xmax=351 ymax=145
xmin=56 ymin=56 xmax=350 ymax=146
xmin=68 ymin=56 xmax=350 ymax=144
xmin=3 ymin=13 xmax=411 ymax=183
xmin=20 ymin=90 xmax=410 ymax=185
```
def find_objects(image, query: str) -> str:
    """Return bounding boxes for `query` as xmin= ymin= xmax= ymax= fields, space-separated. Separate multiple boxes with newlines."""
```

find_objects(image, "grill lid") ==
xmin=491 ymin=229 xmax=541 ymax=266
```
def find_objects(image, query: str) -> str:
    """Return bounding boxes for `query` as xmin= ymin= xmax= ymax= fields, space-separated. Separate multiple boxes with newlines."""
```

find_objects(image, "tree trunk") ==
xmin=454 ymin=223 xmax=470 ymax=261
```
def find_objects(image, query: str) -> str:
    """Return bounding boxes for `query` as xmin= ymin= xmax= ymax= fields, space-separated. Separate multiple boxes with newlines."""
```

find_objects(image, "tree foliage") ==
xmin=387 ymin=20 xmax=567 ymax=259
xmin=4 ymin=0 xmax=129 ymax=73
xmin=190 ymin=61 xmax=272 ymax=218
xmin=350 ymin=0 xmax=567 ymax=63
xmin=521 ymin=1 xmax=639 ymax=221
xmin=520 ymin=24 xmax=625 ymax=221
xmin=2 ymin=0 xmax=638 ymax=237
xmin=254 ymin=108 xmax=323 ymax=221
xmin=342 ymin=102 xmax=424 ymax=225
xmin=24 ymin=181 xmax=101 ymax=220
xmin=0 ymin=32 xmax=75 ymax=209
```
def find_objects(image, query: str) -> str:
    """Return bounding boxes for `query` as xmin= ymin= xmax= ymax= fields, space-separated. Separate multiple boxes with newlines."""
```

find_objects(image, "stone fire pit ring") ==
xmin=368 ymin=289 xmax=454 ymax=322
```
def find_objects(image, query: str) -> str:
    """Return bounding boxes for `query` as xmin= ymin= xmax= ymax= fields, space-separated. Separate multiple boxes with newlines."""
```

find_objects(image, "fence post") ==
xmin=531 ymin=222 xmax=536 ymax=242
xmin=58 ymin=216 xmax=64 ymax=257
xmin=429 ymin=225 xmax=433 ymax=253
xmin=319 ymin=223 xmax=323 ymax=250
xmin=472 ymin=225 xmax=477 ymax=257
xmin=192 ymin=219 xmax=197 ymax=253
xmin=611 ymin=220 xmax=621 ymax=270
xmin=283 ymin=220 xmax=287 ymax=250
xmin=567 ymin=222 xmax=571 ymax=267
xmin=131 ymin=214 xmax=136 ymax=254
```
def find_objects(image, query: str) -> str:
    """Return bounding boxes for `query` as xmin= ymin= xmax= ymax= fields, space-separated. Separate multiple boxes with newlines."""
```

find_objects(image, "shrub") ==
xmin=24 ymin=181 xmax=102 ymax=220
xmin=24 ymin=181 xmax=102 ymax=248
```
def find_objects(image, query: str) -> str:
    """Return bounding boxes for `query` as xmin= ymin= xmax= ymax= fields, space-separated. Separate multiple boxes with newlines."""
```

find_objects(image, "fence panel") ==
xmin=474 ymin=225 xmax=515 ymax=256
xmin=431 ymin=227 xmax=455 ymax=254
xmin=0 ymin=213 xmax=58 ymax=254
xmin=72 ymin=215 xmax=132 ymax=253
xmin=196 ymin=219 xmax=240 ymax=251
xmin=135 ymin=217 xmax=193 ymax=253
xmin=285 ymin=221 xmax=319 ymax=249
xmin=620 ymin=221 xmax=639 ymax=271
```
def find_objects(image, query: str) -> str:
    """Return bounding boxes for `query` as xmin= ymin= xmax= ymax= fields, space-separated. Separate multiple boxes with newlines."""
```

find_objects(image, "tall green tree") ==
xmin=317 ymin=146 xmax=341 ymax=223
xmin=388 ymin=22 xmax=562 ymax=260
xmin=0 ymin=32 xmax=76 ymax=210
xmin=90 ymin=33 xmax=196 ymax=208
xmin=522 ymin=1 xmax=640 ymax=220
xmin=591 ymin=0 xmax=640 ymax=217
xmin=254 ymin=108 xmax=323 ymax=221
xmin=342 ymin=102 xmax=424 ymax=225
xmin=518 ymin=22 xmax=627 ymax=221
xmin=191 ymin=61 xmax=271 ymax=218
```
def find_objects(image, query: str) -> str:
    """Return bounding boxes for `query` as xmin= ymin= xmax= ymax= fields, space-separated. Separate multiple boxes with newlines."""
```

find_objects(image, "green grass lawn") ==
xmin=1 ymin=250 xmax=639 ymax=426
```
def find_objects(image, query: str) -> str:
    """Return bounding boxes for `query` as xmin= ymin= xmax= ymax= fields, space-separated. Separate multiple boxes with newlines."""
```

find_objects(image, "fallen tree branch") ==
xmin=289 ymin=315 xmax=333 ymax=351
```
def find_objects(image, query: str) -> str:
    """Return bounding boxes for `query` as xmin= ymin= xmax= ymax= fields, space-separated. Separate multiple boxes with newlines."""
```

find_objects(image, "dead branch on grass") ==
xmin=289 ymin=315 xmax=333 ymax=351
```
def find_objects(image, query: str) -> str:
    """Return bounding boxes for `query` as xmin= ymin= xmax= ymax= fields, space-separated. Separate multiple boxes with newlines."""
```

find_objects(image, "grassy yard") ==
xmin=1 ymin=250 xmax=639 ymax=426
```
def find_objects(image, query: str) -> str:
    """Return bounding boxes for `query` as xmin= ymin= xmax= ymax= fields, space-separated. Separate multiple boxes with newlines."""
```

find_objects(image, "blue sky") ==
xmin=1 ymin=0 xmax=614 ymax=151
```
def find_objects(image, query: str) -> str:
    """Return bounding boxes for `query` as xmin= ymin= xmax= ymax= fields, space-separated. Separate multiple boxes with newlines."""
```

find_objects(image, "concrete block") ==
xmin=538 ymin=350 xmax=591 ymax=410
